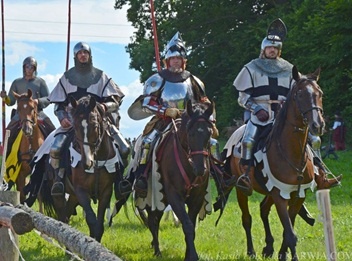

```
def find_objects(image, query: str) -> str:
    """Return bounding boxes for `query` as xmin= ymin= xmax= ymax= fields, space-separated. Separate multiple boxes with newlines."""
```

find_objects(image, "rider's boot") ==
xmin=51 ymin=168 xmax=65 ymax=196
xmin=315 ymin=167 xmax=342 ymax=190
xmin=236 ymin=159 xmax=254 ymax=196
xmin=134 ymin=164 xmax=148 ymax=198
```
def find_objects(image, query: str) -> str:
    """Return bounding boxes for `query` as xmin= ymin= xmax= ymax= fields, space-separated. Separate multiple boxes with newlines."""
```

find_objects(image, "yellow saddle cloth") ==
xmin=4 ymin=130 xmax=23 ymax=183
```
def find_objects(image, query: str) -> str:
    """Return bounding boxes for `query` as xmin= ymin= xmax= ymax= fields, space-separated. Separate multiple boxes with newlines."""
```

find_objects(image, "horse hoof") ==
xmin=262 ymin=246 xmax=274 ymax=258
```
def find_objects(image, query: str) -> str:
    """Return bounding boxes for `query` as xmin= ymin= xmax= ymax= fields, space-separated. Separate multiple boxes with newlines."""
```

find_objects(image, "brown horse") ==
xmin=137 ymin=100 xmax=214 ymax=261
xmin=34 ymin=95 xmax=123 ymax=242
xmin=12 ymin=89 xmax=45 ymax=203
xmin=228 ymin=66 xmax=325 ymax=261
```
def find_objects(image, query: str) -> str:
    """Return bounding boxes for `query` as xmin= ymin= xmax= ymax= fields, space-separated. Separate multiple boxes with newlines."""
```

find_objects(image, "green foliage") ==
xmin=114 ymin=0 xmax=352 ymax=146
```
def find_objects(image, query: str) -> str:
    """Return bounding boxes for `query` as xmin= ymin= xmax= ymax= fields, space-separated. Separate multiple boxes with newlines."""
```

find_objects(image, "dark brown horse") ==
xmin=138 ymin=100 xmax=214 ymax=261
xmin=36 ymin=95 xmax=123 ymax=242
xmin=228 ymin=66 xmax=324 ymax=261
xmin=11 ymin=89 xmax=45 ymax=203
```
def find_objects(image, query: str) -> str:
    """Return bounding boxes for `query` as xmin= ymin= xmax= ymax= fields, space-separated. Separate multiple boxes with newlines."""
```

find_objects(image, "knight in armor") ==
xmin=49 ymin=42 xmax=128 ymax=195
xmin=233 ymin=19 xmax=342 ymax=196
xmin=1 ymin=56 xmax=56 ymax=158
xmin=119 ymin=32 xmax=218 ymax=198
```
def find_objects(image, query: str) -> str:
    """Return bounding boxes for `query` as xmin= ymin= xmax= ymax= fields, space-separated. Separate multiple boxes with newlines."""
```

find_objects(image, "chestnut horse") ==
xmin=228 ymin=66 xmax=324 ymax=261
xmin=36 ymin=95 xmax=123 ymax=242
xmin=12 ymin=89 xmax=45 ymax=203
xmin=138 ymin=100 xmax=214 ymax=261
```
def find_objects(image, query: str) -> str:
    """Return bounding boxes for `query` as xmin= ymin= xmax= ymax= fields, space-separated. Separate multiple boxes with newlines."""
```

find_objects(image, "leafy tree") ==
xmin=114 ymin=0 xmax=352 ymax=145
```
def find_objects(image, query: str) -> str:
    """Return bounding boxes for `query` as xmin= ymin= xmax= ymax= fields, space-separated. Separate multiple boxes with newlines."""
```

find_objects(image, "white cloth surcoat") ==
xmin=234 ymin=58 xmax=293 ymax=126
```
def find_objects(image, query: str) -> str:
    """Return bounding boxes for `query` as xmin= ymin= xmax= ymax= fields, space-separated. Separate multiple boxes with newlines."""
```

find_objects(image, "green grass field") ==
xmin=9 ymin=149 xmax=352 ymax=260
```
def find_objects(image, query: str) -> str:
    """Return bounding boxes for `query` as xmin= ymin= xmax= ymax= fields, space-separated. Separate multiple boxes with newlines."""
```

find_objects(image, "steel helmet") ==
xmin=22 ymin=56 xmax=37 ymax=77
xmin=261 ymin=18 xmax=287 ymax=52
xmin=164 ymin=32 xmax=187 ymax=60
xmin=261 ymin=35 xmax=283 ymax=51
xmin=73 ymin=42 xmax=91 ymax=57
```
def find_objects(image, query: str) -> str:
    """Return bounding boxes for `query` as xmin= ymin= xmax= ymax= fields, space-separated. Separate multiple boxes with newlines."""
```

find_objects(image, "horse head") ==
xmin=183 ymin=99 xmax=214 ymax=176
xmin=70 ymin=95 xmax=104 ymax=170
xmin=14 ymin=89 xmax=38 ymax=137
xmin=291 ymin=66 xmax=325 ymax=136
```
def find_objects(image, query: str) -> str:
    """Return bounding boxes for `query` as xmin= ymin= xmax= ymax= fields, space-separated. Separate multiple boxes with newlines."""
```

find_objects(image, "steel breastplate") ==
xmin=160 ymin=78 xmax=194 ymax=109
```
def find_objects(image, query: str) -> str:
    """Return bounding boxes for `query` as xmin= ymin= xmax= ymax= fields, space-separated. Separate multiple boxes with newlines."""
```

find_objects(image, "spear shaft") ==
xmin=150 ymin=0 xmax=161 ymax=71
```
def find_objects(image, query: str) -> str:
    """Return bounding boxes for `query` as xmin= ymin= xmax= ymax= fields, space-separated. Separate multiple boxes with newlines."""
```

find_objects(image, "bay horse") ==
xmin=139 ymin=100 xmax=214 ymax=261
xmin=228 ymin=66 xmax=325 ymax=261
xmin=38 ymin=95 xmax=123 ymax=242
xmin=12 ymin=89 xmax=45 ymax=203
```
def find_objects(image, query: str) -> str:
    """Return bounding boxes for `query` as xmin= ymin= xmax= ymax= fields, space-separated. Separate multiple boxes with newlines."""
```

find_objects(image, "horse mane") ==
xmin=265 ymin=83 xmax=296 ymax=147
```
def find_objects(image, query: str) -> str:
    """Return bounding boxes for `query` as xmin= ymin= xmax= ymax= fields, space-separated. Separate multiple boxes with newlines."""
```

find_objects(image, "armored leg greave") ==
xmin=241 ymin=121 xmax=258 ymax=161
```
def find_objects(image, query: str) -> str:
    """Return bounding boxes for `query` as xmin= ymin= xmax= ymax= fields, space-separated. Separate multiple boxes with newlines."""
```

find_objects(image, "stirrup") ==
xmin=116 ymin=180 xmax=132 ymax=200
xmin=51 ymin=182 xmax=64 ymax=196
xmin=224 ymin=176 xmax=237 ymax=188
xmin=236 ymin=174 xmax=253 ymax=196
xmin=134 ymin=178 xmax=148 ymax=198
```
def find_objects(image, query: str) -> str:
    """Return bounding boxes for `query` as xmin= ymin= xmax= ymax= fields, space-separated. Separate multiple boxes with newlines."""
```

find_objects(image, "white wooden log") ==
xmin=316 ymin=189 xmax=337 ymax=261
xmin=0 ymin=203 xmax=34 ymax=234
xmin=0 ymin=191 xmax=20 ymax=261
xmin=17 ymin=204 xmax=122 ymax=261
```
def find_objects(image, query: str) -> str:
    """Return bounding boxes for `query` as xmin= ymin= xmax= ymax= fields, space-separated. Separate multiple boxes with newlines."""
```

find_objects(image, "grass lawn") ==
xmin=7 ymin=148 xmax=352 ymax=260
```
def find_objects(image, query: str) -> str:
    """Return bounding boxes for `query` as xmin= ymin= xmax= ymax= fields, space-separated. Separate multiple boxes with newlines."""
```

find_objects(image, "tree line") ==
xmin=114 ymin=0 xmax=352 ymax=145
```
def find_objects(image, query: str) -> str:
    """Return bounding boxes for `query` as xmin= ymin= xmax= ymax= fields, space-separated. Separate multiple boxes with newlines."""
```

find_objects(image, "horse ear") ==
xmin=205 ymin=99 xmax=214 ymax=118
xmin=292 ymin=65 xmax=300 ymax=81
xmin=12 ymin=91 xmax=20 ymax=99
xmin=70 ymin=96 xmax=78 ymax=108
xmin=186 ymin=100 xmax=193 ymax=116
xmin=27 ymin=89 xmax=33 ymax=98
xmin=312 ymin=67 xmax=321 ymax=82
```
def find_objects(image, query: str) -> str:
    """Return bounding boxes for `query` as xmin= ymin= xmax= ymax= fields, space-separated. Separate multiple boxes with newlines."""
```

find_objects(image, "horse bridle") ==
xmin=293 ymin=78 xmax=323 ymax=124
xmin=74 ymin=111 xmax=105 ymax=155
xmin=186 ymin=116 xmax=213 ymax=157
xmin=279 ymin=78 xmax=323 ymax=178
xmin=18 ymin=97 xmax=38 ymax=133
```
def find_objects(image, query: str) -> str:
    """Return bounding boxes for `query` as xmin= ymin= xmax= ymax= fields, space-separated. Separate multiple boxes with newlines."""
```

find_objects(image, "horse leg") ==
xmin=146 ymin=207 xmax=163 ymax=257
xmin=65 ymin=195 xmax=79 ymax=221
xmin=95 ymin=185 xmax=113 ymax=242
xmin=17 ymin=168 xmax=29 ymax=204
xmin=271 ymin=188 xmax=297 ymax=261
xmin=260 ymin=195 xmax=275 ymax=258
xmin=169 ymin=196 xmax=198 ymax=261
xmin=75 ymin=187 xmax=99 ymax=240
xmin=286 ymin=197 xmax=305 ymax=261
xmin=236 ymin=188 xmax=256 ymax=257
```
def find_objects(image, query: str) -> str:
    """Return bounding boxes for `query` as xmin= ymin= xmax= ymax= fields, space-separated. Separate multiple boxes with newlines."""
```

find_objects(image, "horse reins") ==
xmin=277 ymin=78 xmax=323 ymax=193
xmin=171 ymin=116 xmax=212 ymax=194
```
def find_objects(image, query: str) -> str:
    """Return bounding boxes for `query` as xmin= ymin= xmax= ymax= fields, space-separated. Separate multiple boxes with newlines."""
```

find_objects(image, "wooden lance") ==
xmin=150 ymin=0 xmax=161 ymax=71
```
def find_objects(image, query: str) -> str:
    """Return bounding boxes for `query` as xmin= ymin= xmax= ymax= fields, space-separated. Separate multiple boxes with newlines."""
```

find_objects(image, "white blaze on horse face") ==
xmin=307 ymin=84 xmax=320 ymax=118
xmin=82 ymin=119 xmax=91 ymax=153
xmin=197 ymin=128 xmax=204 ymax=132
xmin=23 ymin=104 xmax=28 ymax=109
